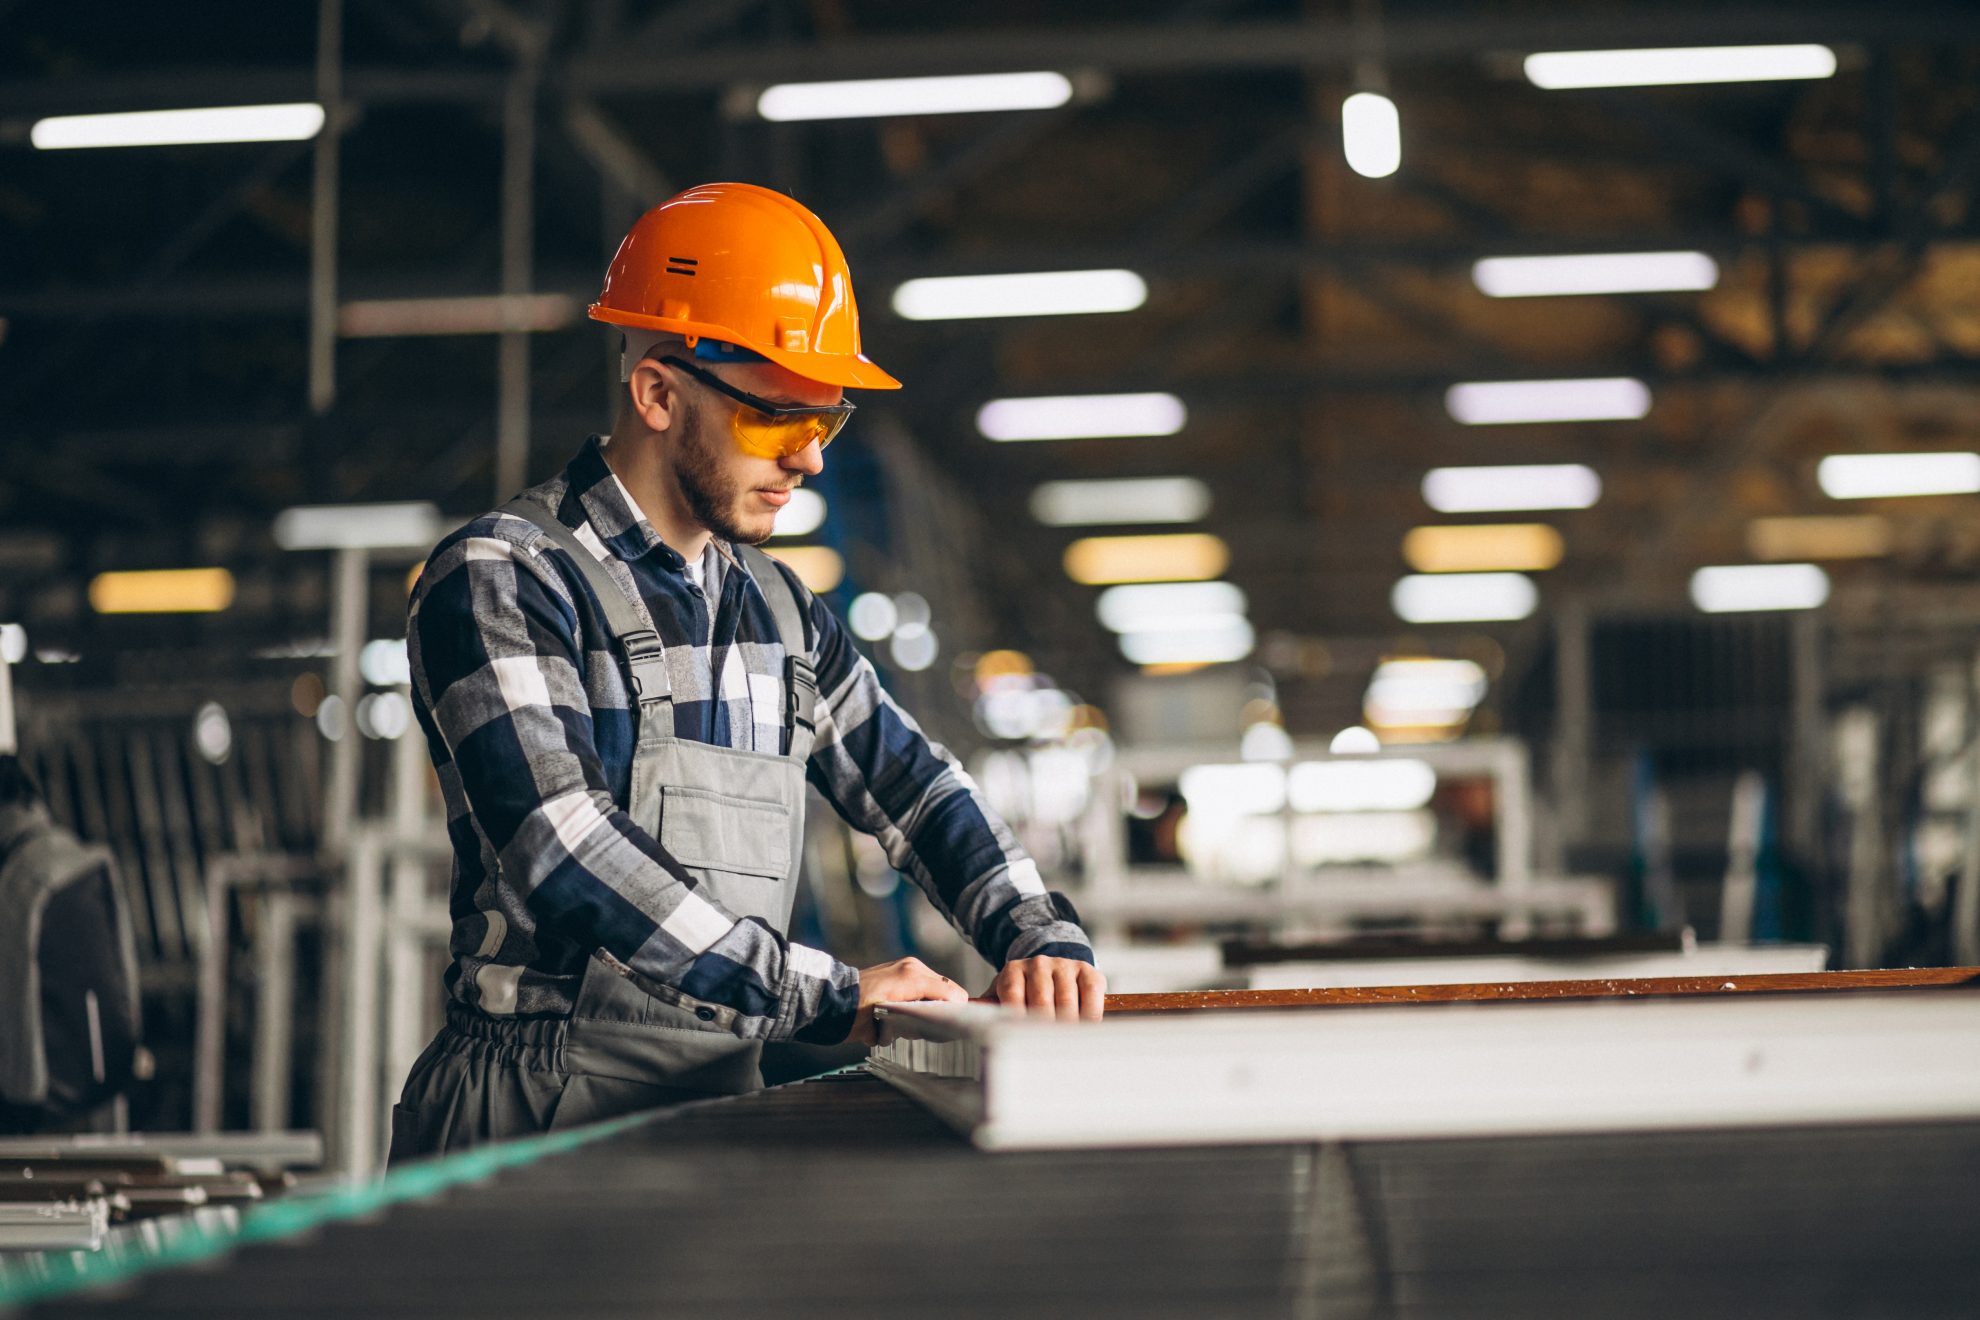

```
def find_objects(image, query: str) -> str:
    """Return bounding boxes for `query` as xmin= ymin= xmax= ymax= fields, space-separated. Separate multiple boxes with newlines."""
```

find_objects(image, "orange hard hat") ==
xmin=590 ymin=181 xmax=901 ymax=390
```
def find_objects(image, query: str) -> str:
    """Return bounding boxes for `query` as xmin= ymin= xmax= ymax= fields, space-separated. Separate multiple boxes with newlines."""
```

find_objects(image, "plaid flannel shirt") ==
xmin=408 ymin=437 xmax=1093 ymax=1044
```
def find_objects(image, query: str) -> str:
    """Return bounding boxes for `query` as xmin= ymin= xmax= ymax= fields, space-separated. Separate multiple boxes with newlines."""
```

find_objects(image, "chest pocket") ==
xmin=658 ymin=786 xmax=791 ymax=881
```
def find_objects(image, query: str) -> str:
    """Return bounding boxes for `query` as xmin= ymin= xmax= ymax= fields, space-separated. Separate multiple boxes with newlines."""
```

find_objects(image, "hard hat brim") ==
xmin=590 ymin=306 xmax=902 ymax=391
xmin=753 ymin=339 xmax=903 ymax=391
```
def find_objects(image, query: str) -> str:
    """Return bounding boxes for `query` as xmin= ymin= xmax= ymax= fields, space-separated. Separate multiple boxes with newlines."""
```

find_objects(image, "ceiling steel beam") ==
xmin=9 ymin=8 xmax=1980 ymax=114
xmin=19 ymin=219 xmax=1980 ymax=322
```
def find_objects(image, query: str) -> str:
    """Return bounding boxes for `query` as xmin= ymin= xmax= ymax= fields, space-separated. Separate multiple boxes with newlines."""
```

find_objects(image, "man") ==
xmin=391 ymin=182 xmax=1104 ymax=1158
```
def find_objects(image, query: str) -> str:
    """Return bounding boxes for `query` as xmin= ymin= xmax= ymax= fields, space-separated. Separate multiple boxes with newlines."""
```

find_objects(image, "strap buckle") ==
xmin=785 ymin=655 xmax=818 ymax=734
xmin=622 ymin=629 xmax=671 ymax=704
xmin=620 ymin=627 xmax=664 ymax=661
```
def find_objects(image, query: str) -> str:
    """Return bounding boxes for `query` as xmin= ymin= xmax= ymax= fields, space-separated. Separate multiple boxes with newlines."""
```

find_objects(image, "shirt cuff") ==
xmin=790 ymin=959 xmax=861 ymax=1044
xmin=1012 ymin=941 xmax=1096 ymax=965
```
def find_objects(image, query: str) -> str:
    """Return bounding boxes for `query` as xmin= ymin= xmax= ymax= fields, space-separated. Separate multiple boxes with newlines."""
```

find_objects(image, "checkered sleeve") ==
xmin=789 ymin=571 xmax=1095 ymax=969
xmin=409 ymin=521 xmax=860 ymax=1043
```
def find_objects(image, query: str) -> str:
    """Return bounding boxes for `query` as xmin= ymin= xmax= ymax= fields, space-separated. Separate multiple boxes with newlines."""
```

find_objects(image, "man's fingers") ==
xmin=1025 ymin=962 xmax=1055 ymax=1014
xmin=1078 ymin=965 xmax=1107 ymax=1021
xmin=1053 ymin=962 xmax=1080 ymax=1015
xmin=986 ymin=959 xmax=1108 ymax=1019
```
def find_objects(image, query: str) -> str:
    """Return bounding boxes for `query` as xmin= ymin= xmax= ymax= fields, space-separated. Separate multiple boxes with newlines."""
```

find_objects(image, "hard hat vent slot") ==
xmin=665 ymin=256 xmax=698 ymax=276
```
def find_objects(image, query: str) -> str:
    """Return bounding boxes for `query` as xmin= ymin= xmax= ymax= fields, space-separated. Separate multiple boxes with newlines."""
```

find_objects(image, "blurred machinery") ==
xmin=1070 ymin=736 xmax=1610 ymax=942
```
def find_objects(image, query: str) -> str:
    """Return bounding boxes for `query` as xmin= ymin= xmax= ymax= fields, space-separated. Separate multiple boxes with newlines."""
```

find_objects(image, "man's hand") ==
xmin=848 ymin=956 xmax=968 ymax=1045
xmin=989 ymin=957 xmax=1106 ymax=1022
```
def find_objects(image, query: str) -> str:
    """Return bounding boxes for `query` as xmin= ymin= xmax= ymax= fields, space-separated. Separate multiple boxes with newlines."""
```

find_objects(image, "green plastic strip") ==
xmin=0 ymin=1108 xmax=663 ymax=1309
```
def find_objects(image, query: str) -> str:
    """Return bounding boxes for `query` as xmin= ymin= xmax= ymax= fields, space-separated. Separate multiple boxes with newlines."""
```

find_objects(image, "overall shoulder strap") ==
xmin=735 ymin=545 xmax=818 ymax=754
xmin=498 ymin=498 xmax=672 ymax=716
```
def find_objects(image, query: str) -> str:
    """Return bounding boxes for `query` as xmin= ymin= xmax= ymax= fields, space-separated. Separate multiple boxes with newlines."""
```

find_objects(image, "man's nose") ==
xmin=781 ymin=441 xmax=825 ymax=476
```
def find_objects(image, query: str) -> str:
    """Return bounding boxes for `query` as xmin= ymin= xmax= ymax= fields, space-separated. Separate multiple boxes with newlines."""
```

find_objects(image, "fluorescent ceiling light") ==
xmin=889 ymin=628 xmax=939 ymax=672
xmin=274 ymin=502 xmax=444 ymax=551
xmin=982 ymin=394 xmax=1186 ymax=442
xmin=1817 ymin=452 xmax=1980 ymax=500
xmin=1341 ymin=91 xmax=1401 ymax=179
xmin=1291 ymin=811 xmax=1436 ymax=865
xmin=89 ymin=568 xmax=236 ymax=614
xmin=770 ymin=489 xmax=827 ymax=538
xmin=1447 ymin=377 xmax=1650 ymax=425
xmin=1178 ymin=763 xmax=1285 ymax=816
xmin=338 ymin=294 xmax=578 ymax=338
xmin=768 ymin=546 xmax=844 ymax=594
xmin=359 ymin=639 xmax=411 ymax=687
xmin=1690 ymin=563 xmax=1830 ymax=613
xmin=31 ymin=103 xmax=326 ymax=150
xmin=892 ymin=269 xmax=1147 ymax=321
xmin=1421 ymin=464 xmax=1601 ymax=513
xmin=1364 ymin=658 xmax=1489 ymax=728
xmin=1288 ymin=759 xmax=1437 ymax=813
xmin=1524 ymin=44 xmax=1838 ymax=90
xmin=1329 ymin=726 xmax=1381 ymax=755
xmin=1064 ymin=533 xmax=1229 ymax=585
xmin=1095 ymin=580 xmax=1246 ymax=633
xmin=976 ymin=685 xmax=1074 ymax=741
xmin=1402 ymin=523 xmax=1564 ymax=573
xmin=1240 ymin=723 xmax=1295 ymax=762
xmin=1746 ymin=515 xmax=1892 ymax=562
xmin=1118 ymin=618 xmax=1255 ymax=666
xmin=892 ymin=592 xmax=932 ymax=635
xmin=848 ymin=592 xmax=897 ymax=641
xmin=1391 ymin=573 xmax=1538 ymax=624
xmin=1472 ymin=251 xmax=1719 ymax=297
xmin=757 ymin=71 xmax=1073 ymax=122
xmin=1030 ymin=476 xmax=1209 ymax=525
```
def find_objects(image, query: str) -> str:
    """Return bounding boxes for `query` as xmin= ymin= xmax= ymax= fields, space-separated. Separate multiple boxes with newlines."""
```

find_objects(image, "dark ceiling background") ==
xmin=7 ymin=0 xmax=1980 ymax=734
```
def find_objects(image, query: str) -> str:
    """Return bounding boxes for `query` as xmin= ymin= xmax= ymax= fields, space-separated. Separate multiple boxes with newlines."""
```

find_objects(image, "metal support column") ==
xmin=1495 ymin=740 xmax=1535 ymax=938
xmin=251 ymin=890 xmax=297 ymax=1134
xmin=1548 ymin=598 xmax=1592 ymax=866
xmin=0 ymin=645 xmax=15 ymax=756
xmin=322 ymin=547 xmax=366 ymax=852
xmin=494 ymin=67 xmax=538 ymax=502
xmin=308 ymin=0 xmax=342 ymax=416
xmin=382 ymin=713 xmax=440 ymax=1153
xmin=1785 ymin=611 xmax=1826 ymax=879
xmin=337 ymin=828 xmax=384 ymax=1175
xmin=315 ymin=545 xmax=366 ymax=1156
xmin=1836 ymin=706 xmax=1885 ymax=967
xmin=1078 ymin=766 xmax=1131 ymax=946
xmin=1957 ymin=650 xmax=1980 ymax=966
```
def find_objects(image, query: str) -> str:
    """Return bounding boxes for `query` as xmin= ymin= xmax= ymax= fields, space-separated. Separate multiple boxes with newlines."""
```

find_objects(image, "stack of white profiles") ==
xmin=870 ymin=990 xmax=1980 ymax=1151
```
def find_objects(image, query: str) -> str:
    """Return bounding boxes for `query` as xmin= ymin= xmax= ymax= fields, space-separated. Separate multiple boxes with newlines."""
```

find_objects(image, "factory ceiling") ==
xmin=6 ymin=1 xmax=1980 ymax=731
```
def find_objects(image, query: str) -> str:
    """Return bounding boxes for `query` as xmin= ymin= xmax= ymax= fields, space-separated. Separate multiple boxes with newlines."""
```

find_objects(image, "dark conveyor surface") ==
xmin=23 ymin=1071 xmax=1980 ymax=1319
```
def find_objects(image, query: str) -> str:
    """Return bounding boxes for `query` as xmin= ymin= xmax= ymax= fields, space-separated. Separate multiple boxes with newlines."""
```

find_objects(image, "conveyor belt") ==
xmin=15 ymin=1072 xmax=1980 ymax=1319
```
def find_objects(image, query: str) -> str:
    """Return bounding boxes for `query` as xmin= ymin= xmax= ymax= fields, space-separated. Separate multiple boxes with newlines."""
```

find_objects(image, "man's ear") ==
xmin=625 ymin=357 xmax=680 ymax=434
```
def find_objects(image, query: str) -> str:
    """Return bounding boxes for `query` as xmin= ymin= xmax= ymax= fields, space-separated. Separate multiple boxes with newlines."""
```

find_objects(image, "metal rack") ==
xmin=1073 ymin=736 xmax=1614 ymax=943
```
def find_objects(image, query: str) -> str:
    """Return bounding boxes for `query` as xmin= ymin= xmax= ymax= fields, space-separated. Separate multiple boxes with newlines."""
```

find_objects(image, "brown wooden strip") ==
xmin=1219 ymin=931 xmax=1689 ymax=967
xmin=1106 ymin=967 xmax=1980 ymax=1014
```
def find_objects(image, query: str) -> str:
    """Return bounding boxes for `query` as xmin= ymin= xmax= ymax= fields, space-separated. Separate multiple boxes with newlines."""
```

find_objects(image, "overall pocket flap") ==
xmin=658 ymin=786 xmax=791 ymax=880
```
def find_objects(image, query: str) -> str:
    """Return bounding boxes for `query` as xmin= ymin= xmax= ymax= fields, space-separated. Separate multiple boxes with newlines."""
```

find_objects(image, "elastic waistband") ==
xmin=434 ymin=1002 xmax=570 ymax=1072
xmin=443 ymin=1002 xmax=569 ymax=1042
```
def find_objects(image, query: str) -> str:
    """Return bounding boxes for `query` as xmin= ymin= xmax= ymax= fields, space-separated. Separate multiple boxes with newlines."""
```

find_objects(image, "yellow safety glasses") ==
xmin=661 ymin=355 xmax=856 ymax=459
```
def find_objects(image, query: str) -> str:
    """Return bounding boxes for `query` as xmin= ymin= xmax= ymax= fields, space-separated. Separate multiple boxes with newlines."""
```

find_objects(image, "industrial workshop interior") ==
xmin=7 ymin=1 xmax=1980 ymax=1315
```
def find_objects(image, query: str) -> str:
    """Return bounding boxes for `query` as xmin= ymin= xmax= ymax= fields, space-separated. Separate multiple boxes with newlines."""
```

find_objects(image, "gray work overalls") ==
xmin=389 ymin=497 xmax=818 ymax=1160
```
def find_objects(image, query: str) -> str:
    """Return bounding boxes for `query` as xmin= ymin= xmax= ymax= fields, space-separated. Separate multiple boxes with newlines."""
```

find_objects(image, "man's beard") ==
xmin=675 ymin=405 xmax=777 ymax=545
